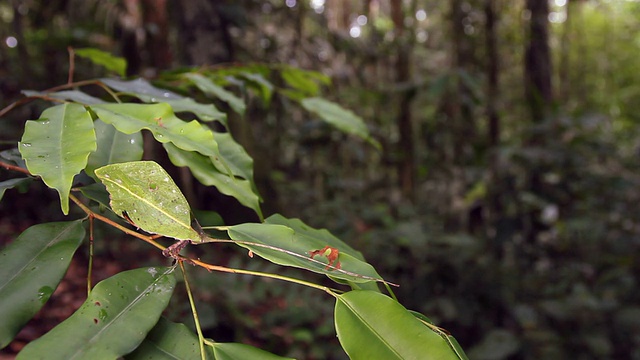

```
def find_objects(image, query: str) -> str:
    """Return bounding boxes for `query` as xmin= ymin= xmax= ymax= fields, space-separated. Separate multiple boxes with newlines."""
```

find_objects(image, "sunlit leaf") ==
xmin=90 ymin=102 xmax=230 ymax=176
xmin=301 ymin=97 xmax=381 ymax=150
xmin=101 ymin=78 xmax=226 ymax=123
xmin=95 ymin=161 xmax=200 ymax=241
xmin=0 ymin=221 xmax=85 ymax=348
xmin=335 ymin=291 xmax=462 ymax=360
xmin=17 ymin=267 xmax=176 ymax=360
xmin=185 ymin=73 xmax=246 ymax=115
xmin=19 ymin=103 xmax=97 ymax=214
xmin=86 ymin=119 xmax=143 ymax=178
xmin=164 ymin=143 xmax=262 ymax=220
xmin=75 ymin=48 xmax=127 ymax=77
xmin=224 ymin=221 xmax=385 ymax=283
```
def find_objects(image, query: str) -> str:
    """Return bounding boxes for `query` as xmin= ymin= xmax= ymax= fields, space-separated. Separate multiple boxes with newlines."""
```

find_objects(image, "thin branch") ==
xmin=68 ymin=193 xmax=340 ymax=295
xmin=0 ymin=160 xmax=31 ymax=176
xmin=67 ymin=47 xmax=75 ymax=84
xmin=179 ymin=261 xmax=207 ymax=360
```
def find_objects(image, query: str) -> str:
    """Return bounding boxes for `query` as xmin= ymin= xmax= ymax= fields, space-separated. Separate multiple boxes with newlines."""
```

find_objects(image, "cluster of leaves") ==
xmin=0 ymin=50 xmax=467 ymax=359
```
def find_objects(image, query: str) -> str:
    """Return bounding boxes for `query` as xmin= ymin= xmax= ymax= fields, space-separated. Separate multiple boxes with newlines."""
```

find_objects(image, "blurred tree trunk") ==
xmin=174 ymin=0 xmax=234 ymax=65
xmin=523 ymin=0 xmax=553 ymax=244
xmin=485 ymin=0 xmax=504 ymax=242
xmin=391 ymin=0 xmax=416 ymax=198
xmin=485 ymin=0 xmax=499 ymax=148
xmin=524 ymin=0 xmax=553 ymax=123
xmin=120 ymin=0 xmax=143 ymax=76
xmin=141 ymin=0 xmax=172 ymax=71
xmin=11 ymin=0 xmax=32 ymax=88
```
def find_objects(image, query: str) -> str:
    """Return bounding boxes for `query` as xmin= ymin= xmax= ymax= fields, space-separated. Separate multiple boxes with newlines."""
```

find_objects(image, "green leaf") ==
xmin=95 ymin=161 xmax=200 ymax=241
xmin=300 ymin=97 xmax=381 ymax=150
xmin=281 ymin=66 xmax=330 ymax=97
xmin=125 ymin=317 xmax=206 ymax=360
xmin=101 ymin=78 xmax=226 ymax=123
xmin=185 ymin=73 xmax=246 ymax=115
xmin=19 ymin=103 xmax=97 ymax=214
xmin=78 ymin=182 xmax=111 ymax=208
xmin=90 ymin=102 xmax=229 ymax=176
xmin=126 ymin=318 xmax=294 ymax=360
xmin=0 ymin=177 xmax=32 ymax=201
xmin=264 ymin=214 xmax=383 ymax=289
xmin=17 ymin=267 xmax=176 ymax=360
xmin=75 ymin=48 xmax=127 ymax=77
xmin=22 ymin=90 xmax=106 ymax=105
xmin=210 ymin=342 xmax=295 ymax=360
xmin=0 ymin=148 xmax=26 ymax=168
xmin=164 ymin=143 xmax=262 ymax=220
xmin=225 ymin=221 xmax=384 ymax=284
xmin=86 ymin=119 xmax=143 ymax=178
xmin=213 ymin=131 xmax=255 ymax=182
xmin=0 ymin=220 xmax=85 ymax=348
xmin=238 ymin=72 xmax=273 ymax=105
xmin=265 ymin=214 xmax=364 ymax=260
xmin=334 ymin=291 xmax=461 ymax=360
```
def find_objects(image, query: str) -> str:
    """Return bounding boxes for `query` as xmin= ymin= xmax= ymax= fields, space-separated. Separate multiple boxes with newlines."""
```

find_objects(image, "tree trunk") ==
xmin=391 ymin=0 xmax=416 ymax=198
xmin=524 ymin=0 xmax=553 ymax=123
xmin=142 ymin=0 xmax=172 ymax=71
xmin=485 ymin=0 xmax=500 ymax=148
xmin=523 ymin=0 xmax=553 ymax=244
xmin=174 ymin=0 xmax=234 ymax=65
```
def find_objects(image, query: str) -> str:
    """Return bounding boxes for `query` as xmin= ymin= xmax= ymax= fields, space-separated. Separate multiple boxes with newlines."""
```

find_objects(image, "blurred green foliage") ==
xmin=2 ymin=1 xmax=640 ymax=359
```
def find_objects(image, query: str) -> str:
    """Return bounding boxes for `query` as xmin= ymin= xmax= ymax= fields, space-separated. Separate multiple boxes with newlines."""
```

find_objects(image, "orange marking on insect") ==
xmin=154 ymin=117 xmax=166 ymax=128
xmin=309 ymin=246 xmax=341 ymax=270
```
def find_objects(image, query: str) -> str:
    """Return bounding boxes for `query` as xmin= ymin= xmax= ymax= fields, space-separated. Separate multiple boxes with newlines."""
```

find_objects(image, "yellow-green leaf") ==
xmin=95 ymin=161 xmax=199 ymax=241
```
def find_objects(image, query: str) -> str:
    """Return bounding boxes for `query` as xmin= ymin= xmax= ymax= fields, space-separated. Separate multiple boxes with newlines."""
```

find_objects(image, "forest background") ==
xmin=1 ymin=0 xmax=640 ymax=359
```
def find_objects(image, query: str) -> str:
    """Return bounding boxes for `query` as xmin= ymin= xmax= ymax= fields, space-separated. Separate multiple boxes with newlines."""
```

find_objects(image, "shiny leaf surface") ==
xmin=86 ymin=119 xmax=143 ymax=178
xmin=0 ymin=221 xmax=85 ymax=348
xmin=95 ymin=161 xmax=200 ymax=241
xmin=335 ymin=291 xmax=462 ymax=360
xmin=101 ymin=78 xmax=226 ymax=123
xmin=90 ymin=102 xmax=229 ymax=175
xmin=19 ymin=103 xmax=97 ymax=214
xmin=225 ymin=220 xmax=384 ymax=283
xmin=17 ymin=267 xmax=176 ymax=360
xmin=164 ymin=143 xmax=262 ymax=219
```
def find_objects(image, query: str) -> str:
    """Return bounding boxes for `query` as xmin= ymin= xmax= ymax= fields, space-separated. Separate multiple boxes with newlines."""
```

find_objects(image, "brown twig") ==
xmin=67 ymin=47 xmax=75 ymax=84
xmin=0 ymin=160 xmax=31 ymax=175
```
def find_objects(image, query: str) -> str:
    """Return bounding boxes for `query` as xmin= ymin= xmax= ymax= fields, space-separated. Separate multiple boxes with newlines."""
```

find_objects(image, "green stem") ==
xmin=179 ymin=261 xmax=206 ymax=360
xmin=384 ymin=282 xmax=398 ymax=302
xmin=87 ymin=215 xmax=94 ymax=295
xmin=189 ymin=257 xmax=340 ymax=297
xmin=70 ymin=193 xmax=341 ymax=295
